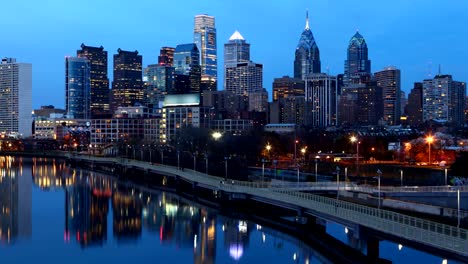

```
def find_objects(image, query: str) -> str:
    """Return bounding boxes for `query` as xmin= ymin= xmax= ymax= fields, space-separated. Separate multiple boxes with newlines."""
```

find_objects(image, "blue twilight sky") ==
xmin=1 ymin=0 xmax=467 ymax=109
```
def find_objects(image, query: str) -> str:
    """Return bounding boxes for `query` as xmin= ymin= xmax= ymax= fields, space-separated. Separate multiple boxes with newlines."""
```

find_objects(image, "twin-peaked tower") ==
xmin=344 ymin=31 xmax=371 ymax=83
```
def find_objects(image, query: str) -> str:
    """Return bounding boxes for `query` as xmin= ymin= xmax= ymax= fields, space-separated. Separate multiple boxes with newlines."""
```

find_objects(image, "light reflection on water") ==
xmin=0 ymin=157 xmax=463 ymax=264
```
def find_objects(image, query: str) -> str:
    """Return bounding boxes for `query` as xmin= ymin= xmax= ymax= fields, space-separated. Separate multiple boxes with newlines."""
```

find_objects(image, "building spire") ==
xmin=305 ymin=9 xmax=310 ymax=30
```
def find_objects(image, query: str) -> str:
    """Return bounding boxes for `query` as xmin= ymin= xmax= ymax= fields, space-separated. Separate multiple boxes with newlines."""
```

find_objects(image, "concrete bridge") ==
xmin=54 ymin=153 xmax=468 ymax=260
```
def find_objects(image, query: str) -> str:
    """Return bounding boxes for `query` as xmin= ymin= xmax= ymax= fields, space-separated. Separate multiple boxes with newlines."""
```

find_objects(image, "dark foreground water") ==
xmin=0 ymin=157 xmax=463 ymax=264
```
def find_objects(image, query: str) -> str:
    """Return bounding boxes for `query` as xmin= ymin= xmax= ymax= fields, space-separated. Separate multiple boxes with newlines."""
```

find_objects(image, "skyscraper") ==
xmin=158 ymin=47 xmax=175 ymax=66
xmin=65 ymin=57 xmax=91 ymax=119
xmin=405 ymin=82 xmax=423 ymax=127
xmin=338 ymin=82 xmax=383 ymax=127
xmin=344 ymin=31 xmax=371 ymax=84
xmin=224 ymin=31 xmax=250 ymax=65
xmin=111 ymin=49 xmax=143 ymax=112
xmin=173 ymin=44 xmax=201 ymax=94
xmin=375 ymin=66 xmax=401 ymax=125
xmin=422 ymin=75 xmax=466 ymax=126
xmin=225 ymin=62 xmax=263 ymax=96
xmin=194 ymin=14 xmax=217 ymax=92
xmin=272 ymin=76 xmax=305 ymax=101
xmin=224 ymin=31 xmax=262 ymax=96
xmin=294 ymin=11 xmax=321 ymax=80
xmin=0 ymin=58 xmax=32 ymax=137
xmin=305 ymin=73 xmax=337 ymax=127
xmin=77 ymin=44 xmax=109 ymax=118
xmin=144 ymin=64 xmax=175 ymax=106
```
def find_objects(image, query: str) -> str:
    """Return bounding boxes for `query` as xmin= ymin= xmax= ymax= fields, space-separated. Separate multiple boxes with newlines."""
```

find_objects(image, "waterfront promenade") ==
xmin=59 ymin=153 xmax=468 ymax=260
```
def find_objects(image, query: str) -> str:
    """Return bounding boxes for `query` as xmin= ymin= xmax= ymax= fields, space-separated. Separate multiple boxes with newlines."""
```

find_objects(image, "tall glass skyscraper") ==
xmin=77 ymin=44 xmax=109 ymax=118
xmin=344 ymin=31 xmax=371 ymax=83
xmin=111 ymin=49 xmax=143 ymax=112
xmin=294 ymin=11 xmax=321 ymax=80
xmin=173 ymin=44 xmax=201 ymax=94
xmin=65 ymin=57 xmax=91 ymax=119
xmin=144 ymin=64 xmax=175 ymax=106
xmin=194 ymin=14 xmax=217 ymax=92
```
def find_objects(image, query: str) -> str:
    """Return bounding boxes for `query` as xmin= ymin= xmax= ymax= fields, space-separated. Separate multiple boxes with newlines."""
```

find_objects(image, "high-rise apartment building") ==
xmin=422 ymin=75 xmax=466 ymax=126
xmin=375 ymin=66 xmax=401 ymax=125
xmin=77 ymin=44 xmax=109 ymax=118
xmin=405 ymin=82 xmax=423 ymax=126
xmin=65 ymin=57 xmax=91 ymax=119
xmin=194 ymin=14 xmax=217 ymax=92
xmin=173 ymin=44 xmax=201 ymax=94
xmin=344 ymin=31 xmax=371 ymax=84
xmin=305 ymin=73 xmax=337 ymax=127
xmin=272 ymin=76 xmax=305 ymax=101
xmin=158 ymin=47 xmax=175 ymax=66
xmin=111 ymin=49 xmax=143 ymax=112
xmin=294 ymin=11 xmax=321 ymax=80
xmin=0 ymin=58 xmax=32 ymax=137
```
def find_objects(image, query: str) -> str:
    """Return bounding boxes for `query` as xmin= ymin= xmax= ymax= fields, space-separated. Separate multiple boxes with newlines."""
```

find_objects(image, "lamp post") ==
xmin=193 ymin=152 xmax=197 ymax=171
xmin=457 ymin=187 xmax=461 ymax=227
xmin=336 ymin=166 xmax=341 ymax=199
xmin=426 ymin=135 xmax=434 ymax=165
xmin=266 ymin=144 xmax=272 ymax=160
xmin=314 ymin=156 xmax=320 ymax=183
xmin=262 ymin=158 xmax=265 ymax=183
xmin=224 ymin=156 xmax=229 ymax=180
xmin=177 ymin=150 xmax=180 ymax=170
xmin=400 ymin=169 xmax=403 ymax=187
xmin=377 ymin=169 xmax=382 ymax=209
xmin=301 ymin=147 xmax=307 ymax=163
xmin=205 ymin=152 xmax=208 ymax=175
xmin=350 ymin=136 xmax=359 ymax=176
xmin=273 ymin=160 xmax=278 ymax=181
xmin=294 ymin=139 xmax=298 ymax=164
xmin=444 ymin=167 xmax=448 ymax=185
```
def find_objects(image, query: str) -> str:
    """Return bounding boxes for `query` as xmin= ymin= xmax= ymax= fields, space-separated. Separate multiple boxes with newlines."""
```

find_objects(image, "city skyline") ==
xmin=1 ymin=0 xmax=467 ymax=108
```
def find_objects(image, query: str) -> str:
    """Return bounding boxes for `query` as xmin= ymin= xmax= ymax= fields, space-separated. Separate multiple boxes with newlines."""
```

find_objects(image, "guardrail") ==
xmin=66 ymin=153 xmax=468 ymax=257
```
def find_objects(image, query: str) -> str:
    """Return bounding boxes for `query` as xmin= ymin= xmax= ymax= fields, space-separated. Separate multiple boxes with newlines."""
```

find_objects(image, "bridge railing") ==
xmin=264 ymin=189 xmax=468 ymax=255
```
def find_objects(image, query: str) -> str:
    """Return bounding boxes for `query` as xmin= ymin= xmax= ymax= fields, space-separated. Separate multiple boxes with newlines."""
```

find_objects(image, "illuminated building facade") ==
xmin=272 ymin=76 xmax=305 ymax=101
xmin=77 ymin=44 xmax=110 ymax=118
xmin=173 ymin=44 xmax=201 ymax=94
xmin=304 ymin=73 xmax=337 ymax=127
xmin=111 ymin=49 xmax=143 ymax=112
xmin=194 ymin=14 xmax=217 ymax=93
xmin=375 ymin=66 xmax=401 ymax=125
xmin=65 ymin=57 xmax=91 ymax=119
xmin=344 ymin=31 xmax=371 ymax=84
xmin=0 ymin=58 xmax=32 ymax=137
xmin=294 ymin=11 xmax=321 ymax=80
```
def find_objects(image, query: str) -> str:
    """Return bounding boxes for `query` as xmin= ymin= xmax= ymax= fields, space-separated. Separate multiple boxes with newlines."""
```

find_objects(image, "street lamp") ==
xmin=266 ymin=144 xmax=272 ymax=160
xmin=212 ymin=131 xmax=222 ymax=141
xmin=314 ymin=155 xmax=320 ymax=183
xmin=300 ymin=147 xmax=307 ymax=163
xmin=400 ymin=169 xmax=403 ymax=187
xmin=350 ymin=136 xmax=359 ymax=176
xmin=426 ymin=135 xmax=434 ymax=165
xmin=294 ymin=139 xmax=299 ymax=164
xmin=336 ymin=166 xmax=341 ymax=199
xmin=377 ymin=169 xmax=382 ymax=209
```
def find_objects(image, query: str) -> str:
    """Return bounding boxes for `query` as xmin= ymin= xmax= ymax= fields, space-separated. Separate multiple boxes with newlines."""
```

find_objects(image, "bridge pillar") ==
xmin=366 ymin=236 xmax=380 ymax=260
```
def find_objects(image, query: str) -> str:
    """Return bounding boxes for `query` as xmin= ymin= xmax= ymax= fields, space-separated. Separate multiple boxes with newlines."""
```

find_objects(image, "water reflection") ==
xmin=0 ymin=157 xmax=463 ymax=264
xmin=0 ymin=156 xmax=32 ymax=244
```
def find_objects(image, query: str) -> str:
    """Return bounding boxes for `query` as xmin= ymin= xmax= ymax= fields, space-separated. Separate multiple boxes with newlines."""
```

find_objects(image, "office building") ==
xmin=143 ymin=64 xmax=175 ymax=107
xmin=77 ymin=44 xmax=109 ymax=117
xmin=225 ymin=61 xmax=263 ymax=96
xmin=65 ymin=57 xmax=91 ymax=119
xmin=158 ymin=47 xmax=175 ymax=66
xmin=405 ymin=82 xmax=423 ymax=127
xmin=375 ymin=66 xmax=401 ymax=125
xmin=173 ymin=44 xmax=201 ymax=94
xmin=0 ymin=58 xmax=32 ymax=137
xmin=111 ymin=49 xmax=143 ymax=112
xmin=294 ymin=11 xmax=321 ymax=80
xmin=224 ymin=30 xmax=250 ymax=65
xmin=272 ymin=76 xmax=305 ymax=101
xmin=304 ymin=73 xmax=337 ymax=127
xmin=338 ymin=82 xmax=383 ymax=127
xmin=344 ymin=31 xmax=371 ymax=84
xmin=194 ymin=14 xmax=217 ymax=92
